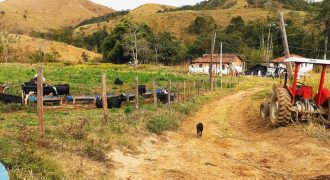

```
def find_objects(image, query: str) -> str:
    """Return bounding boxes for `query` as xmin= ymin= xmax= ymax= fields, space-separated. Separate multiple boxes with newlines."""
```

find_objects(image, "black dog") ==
xmin=196 ymin=123 xmax=203 ymax=138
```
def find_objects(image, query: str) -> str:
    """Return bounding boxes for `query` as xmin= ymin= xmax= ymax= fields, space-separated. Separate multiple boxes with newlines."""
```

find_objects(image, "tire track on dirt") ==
xmin=109 ymin=88 xmax=330 ymax=179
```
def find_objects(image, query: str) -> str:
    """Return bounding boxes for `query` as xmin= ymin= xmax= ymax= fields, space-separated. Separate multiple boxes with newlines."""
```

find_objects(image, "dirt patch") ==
xmin=110 ymin=88 xmax=330 ymax=179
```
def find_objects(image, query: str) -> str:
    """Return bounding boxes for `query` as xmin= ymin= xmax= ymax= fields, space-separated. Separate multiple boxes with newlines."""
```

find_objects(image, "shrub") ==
xmin=146 ymin=115 xmax=179 ymax=134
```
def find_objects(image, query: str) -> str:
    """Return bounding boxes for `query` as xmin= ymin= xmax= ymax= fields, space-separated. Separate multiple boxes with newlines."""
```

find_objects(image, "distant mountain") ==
xmin=0 ymin=0 xmax=114 ymax=33
xmin=131 ymin=3 xmax=176 ymax=15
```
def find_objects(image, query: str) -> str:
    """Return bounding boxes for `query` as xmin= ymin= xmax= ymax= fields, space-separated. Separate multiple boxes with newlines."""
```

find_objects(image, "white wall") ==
xmin=189 ymin=64 xmax=238 ymax=75
xmin=269 ymin=62 xmax=314 ymax=75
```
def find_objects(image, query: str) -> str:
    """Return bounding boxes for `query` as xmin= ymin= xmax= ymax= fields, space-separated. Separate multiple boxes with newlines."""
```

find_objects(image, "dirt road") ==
xmin=109 ymin=88 xmax=330 ymax=179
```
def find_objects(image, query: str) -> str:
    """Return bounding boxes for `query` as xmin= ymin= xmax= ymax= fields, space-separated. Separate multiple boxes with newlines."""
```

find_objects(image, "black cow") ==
xmin=196 ymin=123 xmax=204 ymax=138
xmin=114 ymin=78 xmax=124 ymax=85
xmin=157 ymin=89 xmax=176 ymax=104
xmin=96 ymin=93 xmax=127 ymax=109
xmin=54 ymin=84 xmax=70 ymax=96
xmin=138 ymin=85 xmax=146 ymax=96
xmin=0 ymin=93 xmax=22 ymax=104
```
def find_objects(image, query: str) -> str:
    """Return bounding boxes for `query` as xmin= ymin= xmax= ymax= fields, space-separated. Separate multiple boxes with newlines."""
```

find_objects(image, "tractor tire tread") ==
xmin=271 ymin=88 xmax=292 ymax=126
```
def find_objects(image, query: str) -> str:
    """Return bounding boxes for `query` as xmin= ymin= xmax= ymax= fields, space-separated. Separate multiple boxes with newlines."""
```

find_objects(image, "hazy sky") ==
xmin=90 ymin=0 xmax=204 ymax=10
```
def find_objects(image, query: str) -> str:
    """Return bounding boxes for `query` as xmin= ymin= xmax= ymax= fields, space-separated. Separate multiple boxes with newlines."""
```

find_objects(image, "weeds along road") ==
xmin=109 ymin=87 xmax=330 ymax=179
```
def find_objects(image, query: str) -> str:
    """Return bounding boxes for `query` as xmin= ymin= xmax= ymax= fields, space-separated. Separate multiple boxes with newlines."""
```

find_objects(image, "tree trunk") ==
xmin=324 ymin=33 xmax=328 ymax=60
xmin=134 ymin=31 xmax=138 ymax=66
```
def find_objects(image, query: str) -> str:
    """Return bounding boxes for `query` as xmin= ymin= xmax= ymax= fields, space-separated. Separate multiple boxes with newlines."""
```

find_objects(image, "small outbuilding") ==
xmin=189 ymin=54 xmax=245 ymax=75
xmin=270 ymin=54 xmax=314 ymax=75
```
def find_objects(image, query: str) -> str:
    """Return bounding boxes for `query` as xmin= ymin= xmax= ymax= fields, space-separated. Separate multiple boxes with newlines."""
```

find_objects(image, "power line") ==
xmin=289 ymin=46 xmax=330 ymax=53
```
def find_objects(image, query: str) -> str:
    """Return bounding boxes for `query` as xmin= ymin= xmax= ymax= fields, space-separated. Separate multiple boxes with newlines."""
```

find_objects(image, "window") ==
xmin=222 ymin=65 xmax=225 ymax=70
xmin=199 ymin=64 xmax=203 ymax=68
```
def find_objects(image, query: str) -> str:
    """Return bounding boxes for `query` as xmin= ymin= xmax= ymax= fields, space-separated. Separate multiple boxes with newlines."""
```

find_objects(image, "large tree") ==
xmin=312 ymin=0 xmax=330 ymax=59
xmin=122 ymin=22 xmax=152 ymax=66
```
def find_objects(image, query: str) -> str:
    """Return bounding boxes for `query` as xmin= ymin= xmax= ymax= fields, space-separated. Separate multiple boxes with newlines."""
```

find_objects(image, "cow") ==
xmin=96 ymin=93 xmax=127 ymax=109
xmin=157 ymin=88 xmax=176 ymax=104
xmin=21 ymin=82 xmax=58 ymax=104
xmin=53 ymin=84 xmax=70 ymax=96
xmin=114 ymin=78 xmax=124 ymax=85
xmin=196 ymin=123 xmax=204 ymax=138
xmin=138 ymin=85 xmax=146 ymax=96
xmin=0 ymin=84 xmax=8 ymax=93
xmin=0 ymin=93 xmax=22 ymax=104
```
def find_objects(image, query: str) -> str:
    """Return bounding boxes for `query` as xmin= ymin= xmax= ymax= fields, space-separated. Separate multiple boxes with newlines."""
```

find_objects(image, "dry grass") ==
xmin=130 ymin=3 xmax=175 ymax=16
xmin=303 ymin=123 xmax=330 ymax=141
xmin=0 ymin=0 xmax=113 ymax=33
xmin=12 ymin=34 xmax=102 ymax=63
xmin=301 ymin=72 xmax=330 ymax=92
xmin=75 ymin=8 xmax=298 ymax=42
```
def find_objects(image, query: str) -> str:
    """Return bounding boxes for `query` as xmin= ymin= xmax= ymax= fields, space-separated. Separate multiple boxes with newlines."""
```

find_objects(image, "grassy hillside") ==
xmin=13 ymin=35 xmax=102 ymax=63
xmin=0 ymin=0 xmax=114 ymax=33
xmin=75 ymin=7 xmax=281 ymax=42
xmin=130 ymin=3 xmax=175 ymax=15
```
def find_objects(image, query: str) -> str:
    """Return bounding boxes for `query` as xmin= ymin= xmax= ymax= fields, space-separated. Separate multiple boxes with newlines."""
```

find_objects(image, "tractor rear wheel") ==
xmin=260 ymin=102 xmax=270 ymax=120
xmin=270 ymin=88 xmax=292 ymax=126
xmin=318 ymin=99 xmax=330 ymax=126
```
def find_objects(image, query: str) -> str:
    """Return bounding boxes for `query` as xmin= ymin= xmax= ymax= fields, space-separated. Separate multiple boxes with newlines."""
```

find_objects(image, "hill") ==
xmin=130 ymin=3 xmax=175 ymax=15
xmin=15 ymin=35 xmax=102 ymax=63
xmin=75 ymin=7 xmax=281 ymax=42
xmin=0 ymin=0 xmax=114 ymax=33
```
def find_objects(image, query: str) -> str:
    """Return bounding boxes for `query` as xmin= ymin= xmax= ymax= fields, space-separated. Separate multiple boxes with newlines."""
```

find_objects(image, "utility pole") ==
xmin=324 ymin=34 xmax=328 ymax=60
xmin=209 ymin=32 xmax=217 ymax=91
xmin=219 ymin=42 xmax=223 ymax=88
xmin=279 ymin=12 xmax=293 ymax=78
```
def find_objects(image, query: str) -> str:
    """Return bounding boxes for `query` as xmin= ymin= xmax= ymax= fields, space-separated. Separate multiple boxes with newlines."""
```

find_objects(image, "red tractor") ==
xmin=261 ymin=57 xmax=330 ymax=126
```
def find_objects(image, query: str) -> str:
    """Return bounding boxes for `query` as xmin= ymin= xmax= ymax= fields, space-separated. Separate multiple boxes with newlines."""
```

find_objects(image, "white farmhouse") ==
xmin=189 ymin=54 xmax=245 ymax=75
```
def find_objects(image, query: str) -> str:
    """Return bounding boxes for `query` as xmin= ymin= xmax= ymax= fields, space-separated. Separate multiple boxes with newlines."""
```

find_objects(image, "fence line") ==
xmin=31 ymin=65 xmax=241 ymax=138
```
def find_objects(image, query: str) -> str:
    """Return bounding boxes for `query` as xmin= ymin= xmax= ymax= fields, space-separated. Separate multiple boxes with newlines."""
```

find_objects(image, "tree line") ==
xmin=28 ymin=0 xmax=329 ymax=66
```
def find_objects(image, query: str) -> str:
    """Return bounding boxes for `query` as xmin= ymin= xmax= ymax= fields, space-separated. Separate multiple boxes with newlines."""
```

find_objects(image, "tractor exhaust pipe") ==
xmin=283 ymin=71 xmax=288 ymax=88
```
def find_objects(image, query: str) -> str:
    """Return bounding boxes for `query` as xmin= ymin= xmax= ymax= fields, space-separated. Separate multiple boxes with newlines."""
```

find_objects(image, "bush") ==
xmin=146 ymin=115 xmax=179 ymax=134
xmin=173 ymin=102 xmax=197 ymax=115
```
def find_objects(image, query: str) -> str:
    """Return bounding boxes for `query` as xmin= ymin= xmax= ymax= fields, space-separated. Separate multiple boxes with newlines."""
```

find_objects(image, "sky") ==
xmin=89 ymin=0 xmax=204 ymax=10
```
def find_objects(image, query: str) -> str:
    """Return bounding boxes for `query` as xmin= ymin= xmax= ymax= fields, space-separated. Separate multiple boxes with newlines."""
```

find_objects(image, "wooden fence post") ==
xmin=135 ymin=77 xmax=139 ymax=110
xmin=214 ymin=78 xmax=217 ymax=90
xmin=168 ymin=79 xmax=171 ymax=106
xmin=197 ymin=81 xmax=200 ymax=95
xmin=202 ymin=80 xmax=205 ymax=93
xmin=37 ymin=65 xmax=45 ymax=139
xmin=153 ymin=80 xmax=157 ymax=106
xmin=187 ymin=81 xmax=190 ymax=99
xmin=176 ymin=81 xmax=180 ymax=103
xmin=220 ymin=76 xmax=223 ymax=89
xmin=101 ymin=73 xmax=108 ymax=124
xmin=183 ymin=81 xmax=186 ymax=102
xmin=193 ymin=81 xmax=196 ymax=90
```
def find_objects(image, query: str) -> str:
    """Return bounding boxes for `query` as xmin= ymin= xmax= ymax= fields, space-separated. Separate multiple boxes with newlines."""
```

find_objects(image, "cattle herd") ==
xmin=0 ymin=78 xmax=177 ymax=109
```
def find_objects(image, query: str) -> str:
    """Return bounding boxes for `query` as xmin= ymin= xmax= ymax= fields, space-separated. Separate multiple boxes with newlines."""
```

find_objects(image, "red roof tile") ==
xmin=271 ymin=54 xmax=304 ymax=63
xmin=192 ymin=54 xmax=243 ymax=63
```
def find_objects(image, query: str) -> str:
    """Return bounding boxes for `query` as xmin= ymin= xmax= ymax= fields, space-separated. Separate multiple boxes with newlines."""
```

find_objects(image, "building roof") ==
xmin=191 ymin=53 xmax=244 ymax=64
xmin=271 ymin=54 xmax=303 ymax=63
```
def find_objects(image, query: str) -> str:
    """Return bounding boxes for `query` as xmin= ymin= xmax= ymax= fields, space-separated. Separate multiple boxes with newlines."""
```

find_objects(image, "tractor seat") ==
xmin=296 ymin=85 xmax=313 ymax=100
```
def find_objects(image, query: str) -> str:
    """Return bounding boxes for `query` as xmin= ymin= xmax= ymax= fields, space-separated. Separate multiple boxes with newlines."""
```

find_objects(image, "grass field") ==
xmin=0 ymin=63 xmax=244 ymax=179
xmin=0 ymin=63 xmax=206 ymax=96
